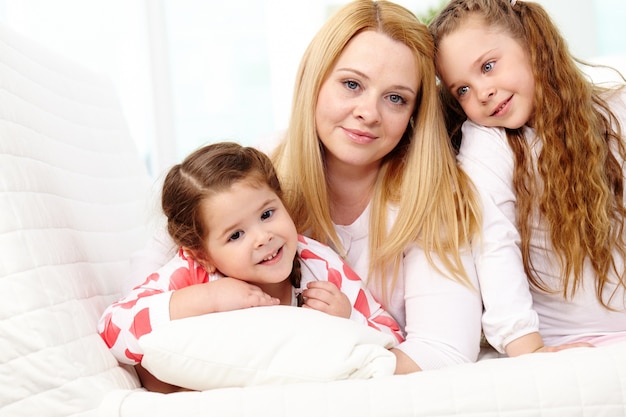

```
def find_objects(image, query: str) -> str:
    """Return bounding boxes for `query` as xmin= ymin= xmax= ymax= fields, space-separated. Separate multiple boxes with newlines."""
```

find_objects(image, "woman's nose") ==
xmin=353 ymin=93 xmax=381 ymax=124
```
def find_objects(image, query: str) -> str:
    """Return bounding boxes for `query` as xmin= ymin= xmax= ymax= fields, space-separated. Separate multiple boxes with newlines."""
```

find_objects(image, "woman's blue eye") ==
xmin=229 ymin=231 xmax=242 ymax=241
xmin=483 ymin=61 xmax=494 ymax=73
xmin=344 ymin=80 xmax=359 ymax=90
xmin=389 ymin=94 xmax=406 ymax=104
xmin=261 ymin=209 xmax=273 ymax=220
xmin=457 ymin=86 xmax=469 ymax=97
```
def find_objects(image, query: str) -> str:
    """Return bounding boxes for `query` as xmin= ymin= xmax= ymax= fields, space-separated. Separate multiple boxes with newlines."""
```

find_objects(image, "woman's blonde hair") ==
xmin=272 ymin=0 xmax=480 ymax=294
xmin=430 ymin=0 xmax=626 ymax=307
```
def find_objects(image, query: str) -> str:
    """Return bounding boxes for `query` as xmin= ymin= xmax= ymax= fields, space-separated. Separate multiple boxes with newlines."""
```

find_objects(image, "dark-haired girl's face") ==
xmin=198 ymin=182 xmax=298 ymax=286
xmin=435 ymin=16 xmax=535 ymax=129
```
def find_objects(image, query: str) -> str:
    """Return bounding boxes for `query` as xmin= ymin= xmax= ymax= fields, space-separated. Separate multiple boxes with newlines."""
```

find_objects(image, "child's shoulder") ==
xmin=459 ymin=120 xmax=514 ymax=155
xmin=297 ymin=234 xmax=346 ymax=264
xmin=297 ymin=234 xmax=333 ymax=253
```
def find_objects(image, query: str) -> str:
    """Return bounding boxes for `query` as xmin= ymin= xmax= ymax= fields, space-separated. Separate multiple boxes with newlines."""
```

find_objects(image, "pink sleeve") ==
xmin=297 ymin=235 xmax=405 ymax=345
xmin=97 ymin=249 xmax=209 ymax=365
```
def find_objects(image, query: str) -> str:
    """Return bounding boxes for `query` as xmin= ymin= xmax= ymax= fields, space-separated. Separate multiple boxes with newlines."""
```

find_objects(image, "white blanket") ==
xmin=102 ymin=341 xmax=626 ymax=417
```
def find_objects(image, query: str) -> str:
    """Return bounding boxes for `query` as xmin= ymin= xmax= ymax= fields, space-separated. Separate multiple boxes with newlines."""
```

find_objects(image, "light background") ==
xmin=0 ymin=0 xmax=623 ymax=177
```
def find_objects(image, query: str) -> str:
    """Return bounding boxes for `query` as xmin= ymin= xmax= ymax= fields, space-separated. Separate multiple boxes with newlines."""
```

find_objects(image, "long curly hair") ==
xmin=430 ymin=0 xmax=626 ymax=307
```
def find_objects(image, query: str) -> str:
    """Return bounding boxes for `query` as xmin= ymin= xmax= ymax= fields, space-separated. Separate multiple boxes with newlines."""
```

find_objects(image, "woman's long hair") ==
xmin=272 ymin=0 xmax=481 ymax=297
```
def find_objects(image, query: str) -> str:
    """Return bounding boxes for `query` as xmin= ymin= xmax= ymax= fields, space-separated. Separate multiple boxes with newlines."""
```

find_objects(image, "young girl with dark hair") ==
xmin=98 ymin=142 xmax=403 ymax=392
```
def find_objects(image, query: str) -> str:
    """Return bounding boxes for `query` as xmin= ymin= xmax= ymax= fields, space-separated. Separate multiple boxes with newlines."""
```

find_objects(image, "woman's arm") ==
xmin=393 ymin=243 xmax=483 ymax=373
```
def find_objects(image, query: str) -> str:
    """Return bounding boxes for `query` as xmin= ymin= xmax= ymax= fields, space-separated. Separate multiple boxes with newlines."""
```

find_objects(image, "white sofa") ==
xmin=1 ymin=23 xmax=626 ymax=417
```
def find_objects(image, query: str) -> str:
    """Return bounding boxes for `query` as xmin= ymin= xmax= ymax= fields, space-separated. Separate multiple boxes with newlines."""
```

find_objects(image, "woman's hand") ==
xmin=170 ymin=278 xmax=279 ymax=319
xmin=301 ymin=280 xmax=352 ymax=319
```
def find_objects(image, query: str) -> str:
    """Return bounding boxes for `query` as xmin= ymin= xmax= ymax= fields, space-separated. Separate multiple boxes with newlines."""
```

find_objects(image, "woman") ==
xmin=270 ymin=0 xmax=486 ymax=373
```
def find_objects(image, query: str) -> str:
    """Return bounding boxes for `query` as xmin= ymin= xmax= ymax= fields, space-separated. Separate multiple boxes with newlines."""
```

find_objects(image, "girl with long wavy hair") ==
xmin=430 ymin=0 xmax=626 ymax=350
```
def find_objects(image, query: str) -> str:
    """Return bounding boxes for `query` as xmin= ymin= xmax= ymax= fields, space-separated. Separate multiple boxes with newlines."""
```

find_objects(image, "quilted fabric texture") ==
xmin=105 ymin=341 xmax=626 ymax=417
xmin=0 ymin=25 xmax=148 ymax=416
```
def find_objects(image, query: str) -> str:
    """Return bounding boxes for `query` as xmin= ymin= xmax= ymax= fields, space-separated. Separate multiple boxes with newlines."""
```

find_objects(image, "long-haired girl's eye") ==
xmin=457 ymin=86 xmax=469 ymax=97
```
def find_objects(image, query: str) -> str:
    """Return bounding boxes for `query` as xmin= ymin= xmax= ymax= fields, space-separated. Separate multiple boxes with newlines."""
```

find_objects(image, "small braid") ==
xmin=289 ymin=256 xmax=304 ymax=307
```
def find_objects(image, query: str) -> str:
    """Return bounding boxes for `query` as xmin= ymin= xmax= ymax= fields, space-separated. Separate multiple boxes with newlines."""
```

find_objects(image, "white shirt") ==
xmin=327 ymin=203 xmax=483 ymax=369
xmin=458 ymin=88 xmax=626 ymax=346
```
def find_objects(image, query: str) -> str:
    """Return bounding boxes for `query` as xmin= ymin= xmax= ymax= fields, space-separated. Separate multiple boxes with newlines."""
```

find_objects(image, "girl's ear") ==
xmin=182 ymin=247 xmax=217 ymax=274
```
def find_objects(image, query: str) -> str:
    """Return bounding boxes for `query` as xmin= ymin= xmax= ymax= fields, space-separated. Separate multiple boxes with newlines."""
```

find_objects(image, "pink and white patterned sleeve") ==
xmin=97 ymin=249 xmax=209 ymax=365
xmin=297 ymin=235 xmax=405 ymax=345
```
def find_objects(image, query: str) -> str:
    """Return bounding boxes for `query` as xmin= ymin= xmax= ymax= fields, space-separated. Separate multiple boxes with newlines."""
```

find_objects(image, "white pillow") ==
xmin=139 ymin=305 xmax=396 ymax=390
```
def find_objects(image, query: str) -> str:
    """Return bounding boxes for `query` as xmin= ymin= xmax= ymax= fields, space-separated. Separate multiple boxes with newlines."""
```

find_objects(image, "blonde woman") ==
xmin=271 ymin=0 xmax=487 ymax=373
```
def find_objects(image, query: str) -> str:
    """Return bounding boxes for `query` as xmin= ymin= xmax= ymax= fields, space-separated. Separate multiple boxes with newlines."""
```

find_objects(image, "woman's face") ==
xmin=315 ymin=30 xmax=418 ymax=173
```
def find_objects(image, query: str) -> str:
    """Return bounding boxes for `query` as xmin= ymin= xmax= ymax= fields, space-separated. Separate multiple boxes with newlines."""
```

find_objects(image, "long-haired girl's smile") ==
xmin=490 ymin=95 xmax=513 ymax=117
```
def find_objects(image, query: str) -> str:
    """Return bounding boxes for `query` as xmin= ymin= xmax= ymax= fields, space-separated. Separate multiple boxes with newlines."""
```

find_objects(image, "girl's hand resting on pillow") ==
xmin=301 ymin=280 xmax=352 ymax=319
xmin=170 ymin=278 xmax=280 ymax=319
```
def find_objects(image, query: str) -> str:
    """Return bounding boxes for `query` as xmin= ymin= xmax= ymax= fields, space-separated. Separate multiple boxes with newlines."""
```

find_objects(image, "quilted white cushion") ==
xmin=0 ymin=24 xmax=150 ymax=416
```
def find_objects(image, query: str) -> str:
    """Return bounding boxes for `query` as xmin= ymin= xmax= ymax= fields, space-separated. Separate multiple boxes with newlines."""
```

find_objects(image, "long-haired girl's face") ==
xmin=435 ymin=16 xmax=535 ymax=129
xmin=197 ymin=180 xmax=298 ymax=285
xmin=314 ymin=30 xmax=418 ymax=172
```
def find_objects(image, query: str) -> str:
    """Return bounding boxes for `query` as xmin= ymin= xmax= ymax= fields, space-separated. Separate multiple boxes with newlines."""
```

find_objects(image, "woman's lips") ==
xmin=343 ymin=127 xmax=377 ymax=144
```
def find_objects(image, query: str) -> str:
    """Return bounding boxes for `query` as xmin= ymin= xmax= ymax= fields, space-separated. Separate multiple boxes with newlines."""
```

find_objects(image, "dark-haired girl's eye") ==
xmin=261 ymin=209 xmax=273 ymax=220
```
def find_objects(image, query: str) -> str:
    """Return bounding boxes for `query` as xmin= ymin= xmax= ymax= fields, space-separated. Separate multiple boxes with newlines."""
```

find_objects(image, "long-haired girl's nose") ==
xmin=479 ymin=86 xmax=496 ymax=102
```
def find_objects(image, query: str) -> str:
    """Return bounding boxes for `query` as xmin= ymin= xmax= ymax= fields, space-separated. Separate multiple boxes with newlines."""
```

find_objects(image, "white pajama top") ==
xmin=458 ymin=89 xmax=626 ymax=347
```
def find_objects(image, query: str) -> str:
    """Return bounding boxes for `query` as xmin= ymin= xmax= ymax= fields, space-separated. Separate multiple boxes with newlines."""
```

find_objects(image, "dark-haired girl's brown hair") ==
xmin=161 ymin=142 xmax=301 ymax=301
